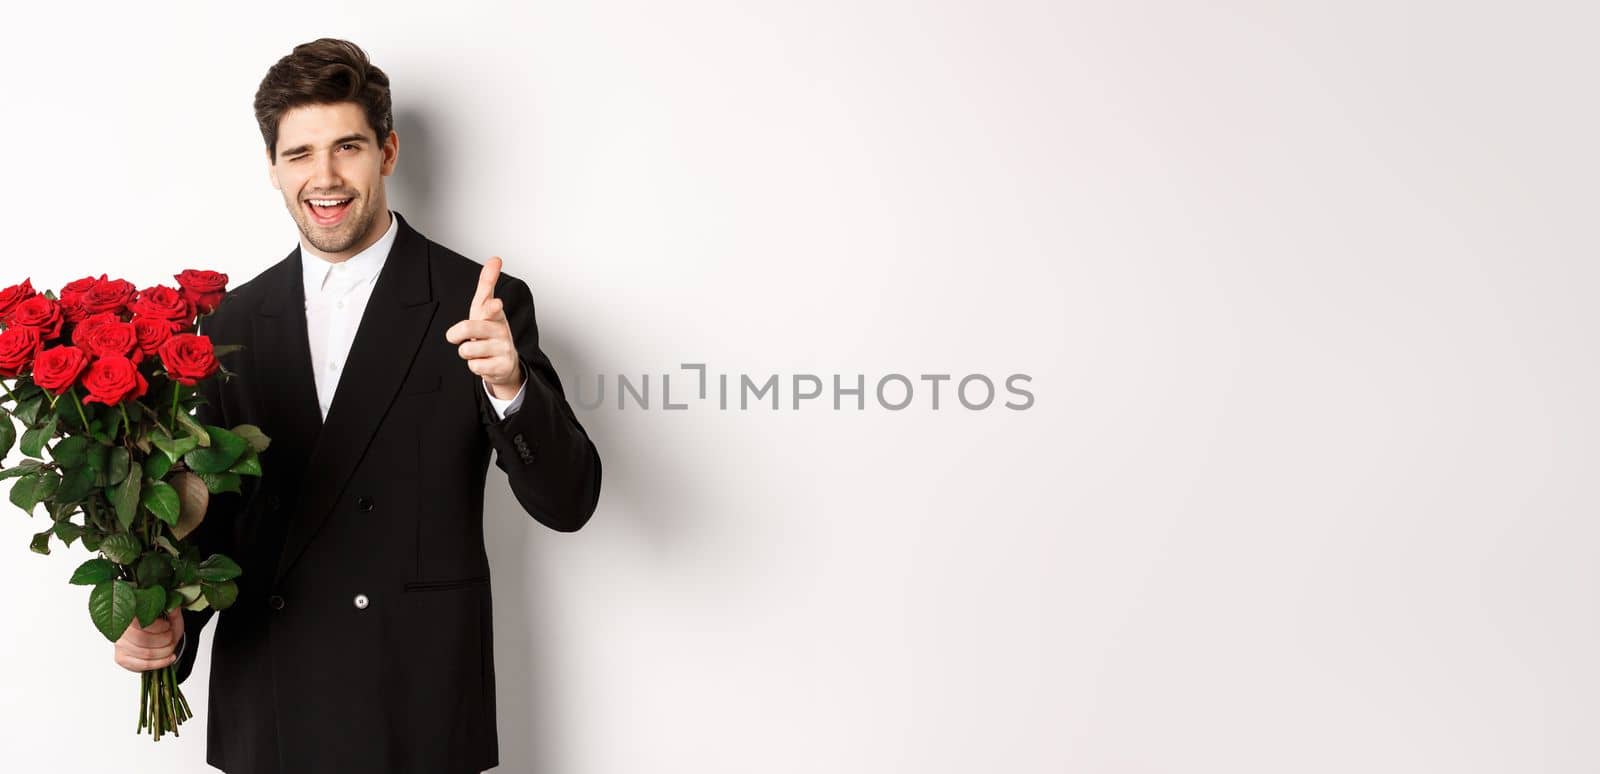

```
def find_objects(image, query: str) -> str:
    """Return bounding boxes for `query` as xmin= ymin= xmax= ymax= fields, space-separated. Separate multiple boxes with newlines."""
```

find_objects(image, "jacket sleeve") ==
xmin=473 ymin=275 xmax=602 ymax=532
xmin=174 ymin=319 xmax=246 ymax=685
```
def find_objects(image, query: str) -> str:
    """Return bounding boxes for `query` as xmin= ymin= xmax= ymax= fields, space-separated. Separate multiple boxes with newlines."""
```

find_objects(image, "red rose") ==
xmin=31 ymin=345 xmax=89 ymax=396
xmin=71 ymin=312 xmax=118 ymax=347
xmin=0 ymin=278 xmax=36 ymax=320
xmin=174 ymin=269 xmax=229 ymax=315
xmin=59 ymin=296 xmax=93 ymax=324
xmin=76 ymin=316 xmax=139 ymax=360
xmin=157 ymin=333 xmax=218 ymax=386
xmin=132 ymin=316 xmax=175 ymax=357
xmin=5 ymin=295 xmax=64 ymax=339
xmin=81 ymin=277 xmax=138 ymax=316
xmin=129 ymin=285 xmax=194 ymax=329
xmin=59 ymin=275 xmax=102 ymax=324
xmin=59 ymin=275 xmax=100 ymax=304
xmin=81 ymin=355 xmax=148 ymax=405
xmin=0 ymin=325 xmax=42 ymax=377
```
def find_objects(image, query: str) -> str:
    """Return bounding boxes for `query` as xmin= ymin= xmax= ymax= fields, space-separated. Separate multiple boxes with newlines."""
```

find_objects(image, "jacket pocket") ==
xmin=402 ymin=574 xmax=490 ymax=592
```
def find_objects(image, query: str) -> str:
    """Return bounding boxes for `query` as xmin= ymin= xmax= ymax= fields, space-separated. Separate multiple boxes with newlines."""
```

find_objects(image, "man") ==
xmin=109 ymin=38 xmax=602 ymax=773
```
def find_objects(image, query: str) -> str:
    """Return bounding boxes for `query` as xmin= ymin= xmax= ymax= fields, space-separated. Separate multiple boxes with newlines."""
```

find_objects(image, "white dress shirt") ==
xmin=300 ymin=209 xmax=525 ymax=421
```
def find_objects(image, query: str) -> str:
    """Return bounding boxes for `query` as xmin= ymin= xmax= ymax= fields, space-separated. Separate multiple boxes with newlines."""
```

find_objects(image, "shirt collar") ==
xmin=301 ymin=209 xmax=399 ymax=294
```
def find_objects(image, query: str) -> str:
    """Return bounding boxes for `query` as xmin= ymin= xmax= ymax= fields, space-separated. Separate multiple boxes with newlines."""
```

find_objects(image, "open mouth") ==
xmin=304 ymin=196 xmax=354 ymax=226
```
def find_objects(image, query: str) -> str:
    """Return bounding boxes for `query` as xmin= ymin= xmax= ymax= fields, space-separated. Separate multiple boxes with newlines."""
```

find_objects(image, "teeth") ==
xmin=309 ymin=199 xmax=350 ymax=207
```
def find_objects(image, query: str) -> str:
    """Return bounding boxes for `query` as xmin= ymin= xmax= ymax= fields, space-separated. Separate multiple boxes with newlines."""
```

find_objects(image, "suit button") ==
xmin=356 ymin=495 xmax=374 ymax=512
xmin=266 ymin=493 xmax=280 ymax=510
xmin=353 ymin=593 xmax=369 ymax=610
xmin=267 ymin=594 xmax=285 ymax=611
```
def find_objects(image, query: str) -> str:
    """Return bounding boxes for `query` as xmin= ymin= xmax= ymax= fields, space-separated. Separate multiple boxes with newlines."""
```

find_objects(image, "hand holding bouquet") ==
xmin=0 ymin=270 xmax=269 ymax=740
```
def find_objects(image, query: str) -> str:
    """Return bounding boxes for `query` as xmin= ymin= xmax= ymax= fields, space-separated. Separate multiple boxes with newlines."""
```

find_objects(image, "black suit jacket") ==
xmin=173 ymin=210 xmax=602 ymax=774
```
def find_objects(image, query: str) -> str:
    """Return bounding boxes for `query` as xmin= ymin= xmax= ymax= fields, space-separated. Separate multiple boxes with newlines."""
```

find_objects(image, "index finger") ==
xmin=472 ymin=256 xmax=502 ymax=318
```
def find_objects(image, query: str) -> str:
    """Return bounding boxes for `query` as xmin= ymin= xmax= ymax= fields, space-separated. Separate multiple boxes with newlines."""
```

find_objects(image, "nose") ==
xmin=308 ymin=150 xmax=342 ymax=192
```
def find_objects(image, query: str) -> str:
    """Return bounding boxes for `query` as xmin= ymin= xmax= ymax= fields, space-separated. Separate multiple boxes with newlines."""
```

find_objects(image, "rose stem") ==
xmin=64 ymin=385 xmax=89 ymax=432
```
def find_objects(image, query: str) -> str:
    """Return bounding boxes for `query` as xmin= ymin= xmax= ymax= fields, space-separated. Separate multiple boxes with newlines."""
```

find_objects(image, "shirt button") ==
xmin=357 ymin=495 xmax=375 ymax=511
xmin=353 ymin=593 xmax=369 ymax=610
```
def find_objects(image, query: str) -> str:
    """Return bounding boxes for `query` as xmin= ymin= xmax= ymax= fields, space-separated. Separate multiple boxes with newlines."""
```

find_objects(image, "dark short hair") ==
xmin=254 ymin=38 xmax=393 ymax=163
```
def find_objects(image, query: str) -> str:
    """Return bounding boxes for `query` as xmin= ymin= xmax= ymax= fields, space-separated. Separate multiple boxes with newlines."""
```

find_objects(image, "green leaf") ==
xmin=135 ymin=552 xmax=173 ymax=588
xmin=227 ymin=447 xmax=262 ymax=476
xmin=9 ymin=470 xmax=59 ymax=515
xmin=0 ymin=459 xmax=46 ymax=481
xmin=164 ymin=588 xmax=184 ymax=614
xmin=197 ymin=471 xmax=241 ymax=495
xmin=80 ymin=531 xmax=102 ymax=552
xmin=196 ymin=554 xmax=243 ymax=583
xmin=106 ymin=447 xmax=130 ymax=486
xmin=202 ymin=580 xmax=239 ymax=610
xmin=56 ymin=466 xmax=96 ymax=503
xmin=173 ymin=409 xmax=210 ymax=448
xmin=49 ymin=434 xmax=89 ymax=468
xmin=142 ymin=453 xmax=172 ymax=481
xmin=85 ymin=444 xmax=108 ymax=477
xmin=29 ymin=528 xmax=51 ymax=555
xmin=183 ymin=426 xmax=247 ymax=474
xmin=13 ymin=395 xmax=44 ymax=425
xmin=111 ymin=469 xmax=141 ymax=530
xmin=88 ymin=579 xmax=136 ymax=642
xmin=154 ymin=535 xmax=180 ymax=557
xmin=141 ymin=480 xmax=180 ymax=527
xmin=70 ymin=557 xmax=116 ymax=585
xmin=211 ymin=344 xmax=244 ymax=358
xmin=98 ymin=532 xmax=142 ymax=565
xmin=173 ymin=557 xmax=198 ymax=585
xmin=151 ymin=432 xmax=200 ymax=463
xmin=46 ymin=499 xmax=75 ymax=520
xmin=133 ymin=586 xmax=166 ymax=628
xmin=231 ymin=424 xmax=271 ymax=453
xmin=19 ymin=416 xmax=58 ymax=458
xmin=0 ymin=415 xmax=15 ymax=458
xmin=51 ymin=520 xmax=83 ymax=546
xmin=179 ymin=580 xmax=210 ymax=610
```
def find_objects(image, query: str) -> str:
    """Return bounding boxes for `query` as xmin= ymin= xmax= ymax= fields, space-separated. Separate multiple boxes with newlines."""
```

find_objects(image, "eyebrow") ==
xmin=278 ymin=134 xmax=370 ymax=158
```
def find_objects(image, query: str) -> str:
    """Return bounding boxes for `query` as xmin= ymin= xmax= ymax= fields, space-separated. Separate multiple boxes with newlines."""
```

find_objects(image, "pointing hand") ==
xmin=445 ymin=256 xmax=523 ymax=399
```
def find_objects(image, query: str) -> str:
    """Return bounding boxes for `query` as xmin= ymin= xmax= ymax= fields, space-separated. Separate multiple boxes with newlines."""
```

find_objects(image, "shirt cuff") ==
xmin=483 ymin=377 xmax=526 ymax=420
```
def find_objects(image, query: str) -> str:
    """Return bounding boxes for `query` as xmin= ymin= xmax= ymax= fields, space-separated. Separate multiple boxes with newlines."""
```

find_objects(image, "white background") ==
xmin=2 ymin=1 xmax=1596 ymax=772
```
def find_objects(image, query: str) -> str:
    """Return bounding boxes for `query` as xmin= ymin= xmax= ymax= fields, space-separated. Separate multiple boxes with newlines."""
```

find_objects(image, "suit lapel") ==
xmin=265 ymin=211 xmax=440 ymax=585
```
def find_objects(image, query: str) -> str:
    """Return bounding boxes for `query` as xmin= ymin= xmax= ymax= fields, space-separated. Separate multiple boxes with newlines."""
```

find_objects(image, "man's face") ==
xmin=267 ymin=101 xmax=398 ymax=260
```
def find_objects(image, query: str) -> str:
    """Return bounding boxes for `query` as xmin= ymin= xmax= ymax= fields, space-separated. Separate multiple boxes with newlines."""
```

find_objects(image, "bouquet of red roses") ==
xmin=0 ymin=270 xmax=268 ymax=740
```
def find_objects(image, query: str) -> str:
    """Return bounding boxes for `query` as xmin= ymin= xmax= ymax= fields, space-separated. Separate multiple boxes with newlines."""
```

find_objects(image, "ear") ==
xmin=266 ymin=147 xmax=280 ymax=191
xmin=381 ymin=129 xmax=399 ymax=177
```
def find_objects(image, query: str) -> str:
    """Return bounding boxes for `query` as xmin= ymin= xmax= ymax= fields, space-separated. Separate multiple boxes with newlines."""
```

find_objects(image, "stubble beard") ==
xmin=292 ymin=196 xmax=376 ymax=255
